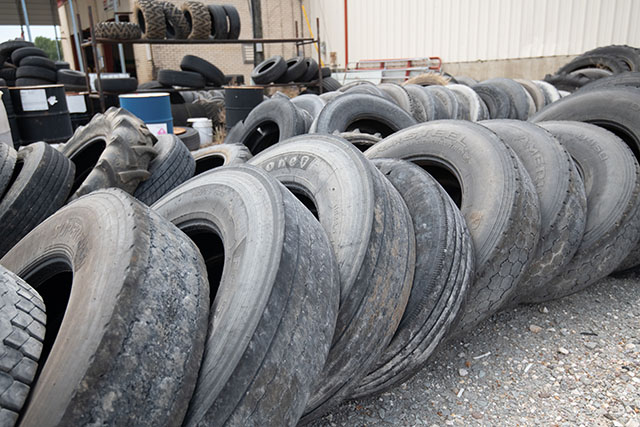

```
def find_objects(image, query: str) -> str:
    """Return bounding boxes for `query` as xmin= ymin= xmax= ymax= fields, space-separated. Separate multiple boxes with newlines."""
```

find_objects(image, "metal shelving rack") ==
xmin=79 ymin=6 xmax=324 ymax=112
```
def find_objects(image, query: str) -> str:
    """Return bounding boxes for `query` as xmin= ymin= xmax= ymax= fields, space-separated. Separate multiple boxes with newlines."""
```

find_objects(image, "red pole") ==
xmin=344 ymin=0 xmax=349 ymax=69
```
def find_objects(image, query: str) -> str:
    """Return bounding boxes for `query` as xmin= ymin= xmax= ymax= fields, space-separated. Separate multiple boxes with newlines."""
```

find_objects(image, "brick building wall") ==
xmin=138 ymin=0 xmax=303 ymax=83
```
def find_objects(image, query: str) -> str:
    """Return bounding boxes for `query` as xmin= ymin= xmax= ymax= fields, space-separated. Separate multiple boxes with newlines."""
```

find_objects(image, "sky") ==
xmin=0 ymin=25 xmax=61 ymax=42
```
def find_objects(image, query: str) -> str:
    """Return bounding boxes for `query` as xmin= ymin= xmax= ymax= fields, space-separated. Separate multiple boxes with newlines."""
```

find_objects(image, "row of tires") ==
xmin=223 ymin=75 xmax=563 ymax=154
xmin=120 ymin=0 xmax=242 ymax=41
xmin=3 ymin=114 xmax=640 ymax=425
xmin=251 ymin=55 xmax=326 ymax=84
xmin=545 ymin=44 xmax=640 ymax=92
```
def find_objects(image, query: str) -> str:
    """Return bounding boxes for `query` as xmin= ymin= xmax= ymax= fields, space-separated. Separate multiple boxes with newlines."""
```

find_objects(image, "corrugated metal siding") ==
xmin=303 ymin=0 xmax=640 ymax=66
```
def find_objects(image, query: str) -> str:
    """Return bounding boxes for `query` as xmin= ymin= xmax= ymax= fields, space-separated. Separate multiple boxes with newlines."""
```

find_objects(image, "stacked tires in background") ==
xmin=3 ymin=45 xmax=640 ymax=427
xmin=544 ymin=44 xmax=640 ymax=92
xmin=130 ymin=0 xmax=240 ymax=41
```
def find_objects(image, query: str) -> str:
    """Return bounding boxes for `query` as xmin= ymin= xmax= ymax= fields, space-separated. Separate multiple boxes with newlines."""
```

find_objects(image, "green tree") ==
xmin=34 ymin=36 xmax=63 ymax=60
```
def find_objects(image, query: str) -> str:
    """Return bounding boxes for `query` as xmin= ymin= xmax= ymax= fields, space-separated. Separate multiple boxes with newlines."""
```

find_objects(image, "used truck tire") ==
xmin=207 ymin=4 xmax=228 ymax=39
xmin=180 ymin=55 xmax=225 ymax=87
xmin=1 ymin=188 xmax=209 ymax=427
xmin=222 ymin=4 xmax=241 ymax=39
xmin=0 ymin=143 xmax=16 ymax=196
xmin=472 ymin=82 xmax=512 ymax=119
xmin=530 ymin=87 xmax=640 ymax=164
xmin=133 ymin=134 xmax=195 ymax=205
xmin=423 ymin=86 xmax=459 ymax=119
xmin=181 ymin=1 xmax=211 ymax=40
xmin=0 ymin=266 xmax=46 ymax=427
xmin=365 ymin=120 xmax=541 ymax=334
xmin=0 ymin=142 xmax=74 ymax=258
xmin=16 ymin=66 xmax=56 ymax=82
xmin=134 ymin=0 xmax=166 ymax=39
xmin=191 ymin=143 xmax=252 ymax=175
xmin=530 ymin=121 xmax=640 ymax=299
xmin=60 ymin=107 xmax=156 ymax=200
xmin=18 ymin=56 xmax=56 ymax=70
xmin=251 ymin=55 xmax=287 ymax=84
xmin=276 ymin=56 xmax=308 ymax=83
xmin=448 ymin=83 xmax=490 ymax=121
xmin=352 ymin=158 xmax=473 ymax=399
xmin=310 ymin=93 xmax=417 ymax=136
xmin=153 ymin=166 xmax=340 ymax=427
xmin=482 ymin=120 xmax=587 ymax=304
xmin=248 ymin=135 xmax=415 ymax=423
xmin=158 ymin=69 xmax=206 ymax=88
xmin=236 ymin=97 xmax=306 ymax=154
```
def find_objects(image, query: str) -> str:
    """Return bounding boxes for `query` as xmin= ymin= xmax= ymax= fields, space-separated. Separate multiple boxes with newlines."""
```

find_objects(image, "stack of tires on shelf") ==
xmin=124 ymin=0 xmax=241 ymax=41
xmin=544 ymin=44 xmax=640 ymax=92
xmin=4 ymin=45 xmax=640 ymax=427
xmin=251 ymin=54 xmax=338 ymax=90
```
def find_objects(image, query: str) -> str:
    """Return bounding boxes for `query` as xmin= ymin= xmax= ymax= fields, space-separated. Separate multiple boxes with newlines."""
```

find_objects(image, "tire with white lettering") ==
xmin=365 ymin=121 xmax=540 ymax=334
xmin=153 ymin=166 xmax=340 ymax=427
xmin=249 ymin=135 xmax=415 ymax=423
xmin=1 ymin=188 xmax=209 ymax=426
xmin=481 ymin=120 xmax=587 ymax=303
xmin=531 ymin=122 xmax=640 ymax=299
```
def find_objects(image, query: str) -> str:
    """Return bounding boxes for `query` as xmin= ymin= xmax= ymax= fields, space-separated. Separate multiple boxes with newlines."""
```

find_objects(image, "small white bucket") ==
xmin=187 ymin=117 xmax=213 ymax=147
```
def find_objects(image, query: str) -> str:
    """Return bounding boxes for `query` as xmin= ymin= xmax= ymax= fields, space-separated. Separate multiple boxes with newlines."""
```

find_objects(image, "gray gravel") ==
xmin=314 ymin=273 xmax=640 ymax=426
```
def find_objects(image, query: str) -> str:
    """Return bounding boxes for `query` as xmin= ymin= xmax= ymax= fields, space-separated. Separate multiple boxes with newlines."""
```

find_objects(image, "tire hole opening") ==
xmin=288 ymin=187 xmax=319 ymax=220
xmin=68 ymin=139 xmax=107 ymax=194
xmin=589 ymin=120 xmax=640 ymax=161
xmin=22 ymin=261 xmax=73 ymax=384
xmin=246 ymin=122 xmax=279 ymax=154
xmin=194 ymin=155 xmax=225 ymax=176
xmin=346 ymin=119 xmax=395 ymax=138
xmin=137 ymin=10 xmax=146 ymax=33
xmin=258 ymin=60 xmax=274 ymax=74
xmin=414 ymin=161 xmax=463 ymax=207
xmin=0 ymin=158 xmax=23 ymax=200
xmin=183 ymin=11 xmax=193 ymax=30
xmin=186 ymin=230 xmax=225 ymax=302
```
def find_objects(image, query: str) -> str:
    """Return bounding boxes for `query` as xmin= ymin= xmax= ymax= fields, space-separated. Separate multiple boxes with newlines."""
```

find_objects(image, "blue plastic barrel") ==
xmin=119 ymin=92 xmax=173 ymax=135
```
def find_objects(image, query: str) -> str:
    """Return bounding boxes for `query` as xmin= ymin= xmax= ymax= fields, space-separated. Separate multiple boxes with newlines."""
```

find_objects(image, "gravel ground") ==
xmin=314 ymin=273 xmax=640 ymax=427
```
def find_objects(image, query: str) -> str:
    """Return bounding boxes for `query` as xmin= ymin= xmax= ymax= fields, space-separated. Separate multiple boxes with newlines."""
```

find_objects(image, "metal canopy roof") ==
xmin=0 ymin=0 xmax=60 ymax=26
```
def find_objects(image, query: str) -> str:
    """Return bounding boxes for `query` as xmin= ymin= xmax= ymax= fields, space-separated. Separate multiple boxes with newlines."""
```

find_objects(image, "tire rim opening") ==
xmin=346 ymin=119 xmax=395 ymax=138
xmin=194 ymin=155 xmax=225 ymax=176
xmin=22 ymin=261 xmax=73 ymax=380
xmin=137 ymin=10 xmax=146 ymax=33
xmin=186 ymin=230 xmax=225 ymax=302
xmin=68 ymin=138 xmax=107 ymax=194
xmin=258 ymin=60 xmax=275 ymax=74
xmin=246 ymin=122 xmax=279 ymax=154
xmin=588 ymin=120 xmax=640 ymax=161
xmin=183 ymin=11 xmax=193 ymax=31
xmin=414 ymin=160 xmax=463 ymax=208
xmin=288 ymin=187 xmax=319 ymax=220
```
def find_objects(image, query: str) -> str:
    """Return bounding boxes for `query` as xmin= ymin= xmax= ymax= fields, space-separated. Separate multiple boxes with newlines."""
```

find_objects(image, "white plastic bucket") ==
xmin=187 ymin=117 xmax=213 ymax=147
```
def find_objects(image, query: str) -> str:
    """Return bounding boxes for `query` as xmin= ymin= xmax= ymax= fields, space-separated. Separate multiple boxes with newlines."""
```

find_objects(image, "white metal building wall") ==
xmin=303 ymin=0 xmax=640 ymax=67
